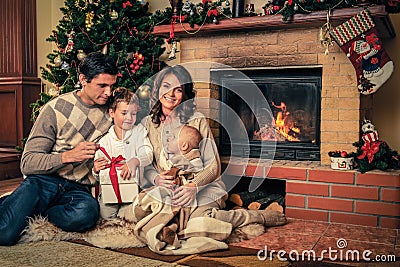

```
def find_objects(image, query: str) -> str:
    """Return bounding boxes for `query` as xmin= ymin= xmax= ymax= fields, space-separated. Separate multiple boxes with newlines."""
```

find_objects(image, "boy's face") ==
xmin=109 ymin=101 xmax=137 ymax=131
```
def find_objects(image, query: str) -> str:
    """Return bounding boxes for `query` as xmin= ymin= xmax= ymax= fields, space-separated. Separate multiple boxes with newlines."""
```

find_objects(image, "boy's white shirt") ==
xmin=93 ymin=124 xmax=153 ymax=184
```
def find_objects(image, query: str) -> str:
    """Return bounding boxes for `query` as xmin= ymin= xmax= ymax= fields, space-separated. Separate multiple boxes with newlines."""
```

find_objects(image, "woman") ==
xmin=141 ymin=65 xmax=286 ymax=228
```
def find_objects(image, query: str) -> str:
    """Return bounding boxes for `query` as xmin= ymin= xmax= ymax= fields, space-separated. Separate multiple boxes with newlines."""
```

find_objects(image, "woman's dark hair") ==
xmin=78 ymin=52 xmax=118 ymax=82
xmin=149 ymin=65 xmax=196 ymax=126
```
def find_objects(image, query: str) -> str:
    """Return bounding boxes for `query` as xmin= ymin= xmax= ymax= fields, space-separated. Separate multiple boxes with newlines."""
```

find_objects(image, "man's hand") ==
xmin=154 ymin=170 xmax=175 ymax=189
xmin=93 ymin=157 xmax=108 ymax=173
xmin=172 ymin=183 xmax=197 ymax=207
xmin=62 ymin=141 xmax=99 ymax=164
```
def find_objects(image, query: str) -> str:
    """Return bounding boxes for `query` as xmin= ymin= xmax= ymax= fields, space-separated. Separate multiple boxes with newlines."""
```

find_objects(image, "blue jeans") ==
xmin=0 ymin=174 xmax=99 ymax=245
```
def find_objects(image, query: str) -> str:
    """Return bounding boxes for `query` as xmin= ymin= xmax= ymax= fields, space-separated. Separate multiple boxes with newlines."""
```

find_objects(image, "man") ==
xmin=0 ymin=52 xmax=118 ymax=245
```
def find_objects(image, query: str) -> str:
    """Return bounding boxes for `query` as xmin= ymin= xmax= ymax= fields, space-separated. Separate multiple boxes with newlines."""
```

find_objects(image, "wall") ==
xmin=36 ymin=0 xmax=64 ymax=91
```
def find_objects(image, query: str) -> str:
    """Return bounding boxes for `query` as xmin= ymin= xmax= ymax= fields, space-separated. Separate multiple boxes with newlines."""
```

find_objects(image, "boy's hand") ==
xmin=126 ymin=157 xmax=140 ymax=178
xmin=118 ymin=164 xmax=132 ymax=180
xmin=93 ymin=157 xmax=108 ymax=173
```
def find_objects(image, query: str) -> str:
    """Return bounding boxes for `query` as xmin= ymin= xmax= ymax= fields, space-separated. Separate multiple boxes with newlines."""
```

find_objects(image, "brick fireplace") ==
xmin=153 ymin=6 xmax=399 ymax=229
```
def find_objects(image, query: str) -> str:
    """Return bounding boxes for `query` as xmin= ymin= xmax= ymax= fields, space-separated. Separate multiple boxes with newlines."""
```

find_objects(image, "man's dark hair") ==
xmin=78 ymin=52 xmax=118 ymax=82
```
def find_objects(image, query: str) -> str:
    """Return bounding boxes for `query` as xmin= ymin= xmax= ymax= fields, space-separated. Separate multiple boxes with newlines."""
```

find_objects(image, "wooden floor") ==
xmin=0 ymin=177 xmax=23 ymax=196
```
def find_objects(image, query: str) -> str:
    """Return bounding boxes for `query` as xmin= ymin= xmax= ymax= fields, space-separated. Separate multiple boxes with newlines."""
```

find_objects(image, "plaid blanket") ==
xmin=133 ymin=186 xmax=232 ymax=255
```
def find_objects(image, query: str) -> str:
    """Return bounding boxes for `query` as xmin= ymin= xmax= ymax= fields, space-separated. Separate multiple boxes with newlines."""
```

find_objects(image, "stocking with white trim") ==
xmin=330 ymin=9 xmax=394 ymax=95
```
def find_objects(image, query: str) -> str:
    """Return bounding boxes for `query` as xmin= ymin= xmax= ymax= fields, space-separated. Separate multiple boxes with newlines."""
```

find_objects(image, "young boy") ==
xmin=93 ymin=87 xmax=152 ymax=219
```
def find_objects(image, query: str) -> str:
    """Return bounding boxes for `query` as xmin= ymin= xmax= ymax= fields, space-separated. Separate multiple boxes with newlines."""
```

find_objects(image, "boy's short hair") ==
xmin=108 ymin=87 xmax=139 ymax=111
xmin=180 ymin=125 xmax=202 ymax=150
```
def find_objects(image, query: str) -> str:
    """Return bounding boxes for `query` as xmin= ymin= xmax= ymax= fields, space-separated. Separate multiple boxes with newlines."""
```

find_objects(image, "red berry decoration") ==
xmin=128 ymin=51 xmax=145 ymax=74
xmin=340 ymin=151 xmax=348 ymax=158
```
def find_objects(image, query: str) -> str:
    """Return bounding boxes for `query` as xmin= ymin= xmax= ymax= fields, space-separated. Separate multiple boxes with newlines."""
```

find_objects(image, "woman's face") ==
xmin=159 ymin=73 xmax=184 ymax=114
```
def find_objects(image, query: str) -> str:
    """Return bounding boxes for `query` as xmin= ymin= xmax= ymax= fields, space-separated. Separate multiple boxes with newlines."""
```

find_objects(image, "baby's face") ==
xmin=166 ymin=128 xmax=183 ymax=155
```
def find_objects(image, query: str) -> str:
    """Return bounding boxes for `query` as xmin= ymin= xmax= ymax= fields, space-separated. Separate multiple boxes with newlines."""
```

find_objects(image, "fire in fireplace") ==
xmin=213 ymin=67 xmax=322 ymax=160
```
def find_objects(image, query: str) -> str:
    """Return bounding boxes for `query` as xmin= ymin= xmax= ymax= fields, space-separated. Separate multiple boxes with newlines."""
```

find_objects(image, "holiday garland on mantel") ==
xmin=152 ymin=0 xmax=400 ymax=26
xmin=34 ymin=0 xmax=166 ymax=122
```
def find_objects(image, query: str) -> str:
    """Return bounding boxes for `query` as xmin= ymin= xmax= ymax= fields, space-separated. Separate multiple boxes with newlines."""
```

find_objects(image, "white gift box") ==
xmin=99 ymin=169 xmax=138 ymax=204
xmin=330 ymin=157 xmax=354 ymax=171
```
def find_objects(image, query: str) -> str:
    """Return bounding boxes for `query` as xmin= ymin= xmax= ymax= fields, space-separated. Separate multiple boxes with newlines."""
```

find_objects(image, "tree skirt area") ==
xmin=0 ymin=216 xmax=290 ymax=267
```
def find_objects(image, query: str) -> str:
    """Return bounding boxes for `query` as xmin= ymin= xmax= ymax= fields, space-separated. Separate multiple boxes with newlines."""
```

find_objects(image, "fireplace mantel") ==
xmin=153 ymin=5 xmax=395 ymax=39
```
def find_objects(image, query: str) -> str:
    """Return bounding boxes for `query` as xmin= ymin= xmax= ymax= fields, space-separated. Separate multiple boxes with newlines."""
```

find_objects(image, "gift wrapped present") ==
xmin=98 ymin=147 xmax=139 ymax=204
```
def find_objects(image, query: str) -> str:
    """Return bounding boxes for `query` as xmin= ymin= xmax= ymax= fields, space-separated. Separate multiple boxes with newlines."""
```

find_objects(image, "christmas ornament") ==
xmin=129 ymin=52 xmax=145 ymax=73
xmin=75 ymin=0 xmax=88 ymax=10
xmin=213 ymin=17 xmax=218 ymax=24
xmin=353 ymin=120 xmax=400 ymax=173
xmin=85 ymin=11 xmax=95 ymax=31
xmin=330 ymin=10 xmax=394 ymax=95
xmin=64 ymin=31 xmax=75 ymax=53
xmin=77 ymin=50 xmax=87 ymax=61
xmin=225 ymin=0 xmax=230 ymax=6
xmin=110 ymin=9 xmax=119 ymax=20
xmin=319 ymin=11 xmax=333 ymax=55
xmin=137 ymin=84 xmax=151 ymax=100
xmin=47 ymin=87 xmax=59 ymax=97
xmin=167 ymin=40 xmax=178 ymax=61
xmin=74 ymin=81 xmax=82 ymax=89
xmin=54 ymin=55 xmax=62 ymax=67
xmin=61 ymin=62 xmax=70 ymax=70
xmin=101 ymin=44 xmax=108 ymax=55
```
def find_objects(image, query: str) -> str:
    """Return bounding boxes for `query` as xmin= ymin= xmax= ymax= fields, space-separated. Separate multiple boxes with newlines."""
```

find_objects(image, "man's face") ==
xmin=79 ymin=73 xmax=117 ymax=105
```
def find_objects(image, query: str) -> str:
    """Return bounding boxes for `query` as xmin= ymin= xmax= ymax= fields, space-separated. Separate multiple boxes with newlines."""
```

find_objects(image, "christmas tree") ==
xmin=33 ymin=0 xmax=166 ymax=121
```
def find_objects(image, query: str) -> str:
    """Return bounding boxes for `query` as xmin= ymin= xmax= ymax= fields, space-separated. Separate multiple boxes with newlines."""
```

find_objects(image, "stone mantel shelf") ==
xmin=153 ymin=5 xmax=395 ymax=39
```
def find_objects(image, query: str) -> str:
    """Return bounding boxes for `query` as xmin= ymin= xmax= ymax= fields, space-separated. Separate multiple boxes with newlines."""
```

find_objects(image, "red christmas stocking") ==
xmin=330 ymin=9 xmax=394 ymax=95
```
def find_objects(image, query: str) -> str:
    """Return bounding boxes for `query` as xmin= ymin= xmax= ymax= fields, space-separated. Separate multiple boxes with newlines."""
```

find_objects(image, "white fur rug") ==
xmin=18 ymin=216 xmax=265 ymax=249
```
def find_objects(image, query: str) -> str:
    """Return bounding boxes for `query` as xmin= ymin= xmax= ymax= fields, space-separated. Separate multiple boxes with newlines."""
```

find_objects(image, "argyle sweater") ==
xmin=21 ymin=91 xmax=112 ymax=185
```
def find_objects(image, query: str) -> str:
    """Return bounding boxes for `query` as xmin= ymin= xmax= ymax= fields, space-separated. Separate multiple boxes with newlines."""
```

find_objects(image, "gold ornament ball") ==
xmin=54 ymin=56 xmax=62 ymax=67
xmin=138 ymin=85 xmax=151 ymax=100
xmin=110 ymin=10 xmax=118 ymax=20
xmin=77 ymin=50 xmax=87 ymax=61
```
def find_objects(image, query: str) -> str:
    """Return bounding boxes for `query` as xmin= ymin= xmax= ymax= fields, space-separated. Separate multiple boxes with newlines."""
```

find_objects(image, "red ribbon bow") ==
xmin=207 ymin=9 xmax=218 ymax=17
xmin=99 ymin=146 xmax=126 ymax=204
xmin=358 ymin=141 xmax=382 ymax=164
xmin=122 ymin=1 xmax=132 ymax=8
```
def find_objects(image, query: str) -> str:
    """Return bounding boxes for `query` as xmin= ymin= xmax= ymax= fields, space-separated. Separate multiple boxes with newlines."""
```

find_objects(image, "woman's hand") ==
xmin=172 ymin=183 xmax=197 ymax=207
xmin=154 ymin=170 xmax=175 ymax=189
xmin=93 ymin=157 xmax=108 ymax=174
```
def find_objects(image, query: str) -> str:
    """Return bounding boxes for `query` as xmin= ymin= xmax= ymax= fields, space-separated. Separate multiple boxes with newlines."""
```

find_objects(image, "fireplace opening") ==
xmin=222 ymin=175 xmax=286 ymax=211
xmin=213 ymin=67 xmax=322 ymax=160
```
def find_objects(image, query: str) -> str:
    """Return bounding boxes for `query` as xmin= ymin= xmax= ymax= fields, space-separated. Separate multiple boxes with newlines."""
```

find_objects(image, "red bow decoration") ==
xmin=207 ymin=9 xmax=218 ymax=17
xmin=358 ymin=141 xmax=382 ymax=164
xmin=122 ymin=1 xmax=132 ymax=8
xmin=99 ymin=146 xmax=125 ymax=204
